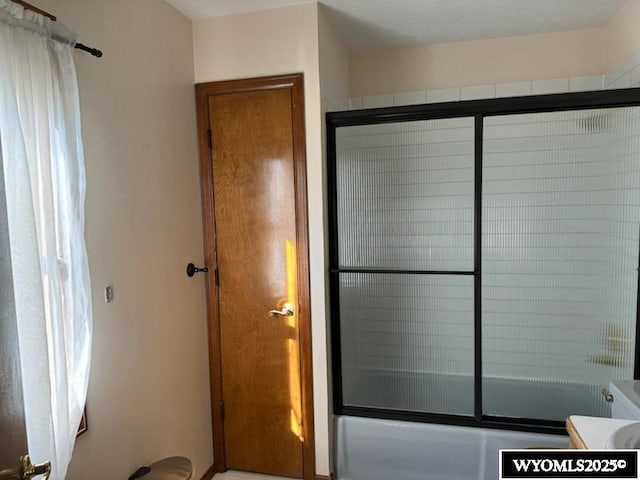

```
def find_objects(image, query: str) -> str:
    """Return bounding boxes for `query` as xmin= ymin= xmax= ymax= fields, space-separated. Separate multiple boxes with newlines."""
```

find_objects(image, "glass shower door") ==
xmin=482 ymin=108 xmax=640 ymax=421
xmin=335 ymin=117 xmax=476 ymax=416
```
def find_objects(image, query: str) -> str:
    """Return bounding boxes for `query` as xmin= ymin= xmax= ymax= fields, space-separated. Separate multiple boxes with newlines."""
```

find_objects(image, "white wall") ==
xmin=30 ymin=1 xmax=213 ymax=478
xmin=193 ymin=4 xmax=330 ymax=476
xmin=319 ymin=5 xmax=350 ymax=113
xmin=318 ymin=7 xmax=350 ymax=472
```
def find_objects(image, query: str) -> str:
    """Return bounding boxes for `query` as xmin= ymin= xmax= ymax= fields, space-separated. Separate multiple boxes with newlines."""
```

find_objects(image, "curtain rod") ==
xmin=13 ymin=0 xmax=103 ymax=58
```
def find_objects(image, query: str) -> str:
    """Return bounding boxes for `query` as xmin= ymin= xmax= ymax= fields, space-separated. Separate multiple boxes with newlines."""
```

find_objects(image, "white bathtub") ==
xmin=335 ymin=416 xmax=568 ymax=480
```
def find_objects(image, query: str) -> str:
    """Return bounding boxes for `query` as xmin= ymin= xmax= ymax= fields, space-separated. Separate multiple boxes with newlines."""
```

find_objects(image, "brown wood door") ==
xmin=0 ymin=161 xmax=28 ymax=477
xmin=198 ymin=75 xmax=313 ymax=479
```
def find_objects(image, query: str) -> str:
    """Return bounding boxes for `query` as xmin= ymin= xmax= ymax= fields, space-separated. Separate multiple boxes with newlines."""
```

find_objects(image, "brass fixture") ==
xmin=0 ymin=455 xmax=51 ymax=480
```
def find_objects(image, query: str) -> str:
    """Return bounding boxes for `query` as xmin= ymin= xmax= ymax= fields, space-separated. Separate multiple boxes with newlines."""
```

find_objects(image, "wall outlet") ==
xmin=105 ymin=285 xmax=114 ymax=303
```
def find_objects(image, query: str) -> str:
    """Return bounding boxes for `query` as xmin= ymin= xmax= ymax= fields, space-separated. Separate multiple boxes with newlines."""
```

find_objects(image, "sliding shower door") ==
xmin=482 ymin=108 xmax=640 ymax=421
xmin=335 ymin=118 xmax=476 ymax=416
xmin=328 ymin=90 xmax=640 ymax=431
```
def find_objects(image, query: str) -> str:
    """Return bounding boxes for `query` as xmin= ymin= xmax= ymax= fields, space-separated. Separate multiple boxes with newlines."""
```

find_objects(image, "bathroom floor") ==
xmin=215 ymin=470 xmax=290 ymax=480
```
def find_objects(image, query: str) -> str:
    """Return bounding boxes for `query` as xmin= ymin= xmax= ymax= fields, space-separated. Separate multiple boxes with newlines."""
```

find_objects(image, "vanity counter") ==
xmin=566 ymin=415 xmax=638 ymax=449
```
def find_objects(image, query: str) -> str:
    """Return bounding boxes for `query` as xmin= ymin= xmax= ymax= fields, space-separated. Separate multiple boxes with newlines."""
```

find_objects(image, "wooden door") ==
xmin=196 ymin=75 xmax=314 ymax=479
xmin=0 ymin=159 xmax=28 ymax=476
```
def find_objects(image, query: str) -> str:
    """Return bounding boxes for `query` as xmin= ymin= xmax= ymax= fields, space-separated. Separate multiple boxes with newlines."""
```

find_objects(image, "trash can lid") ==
xmin=146 ymin=456 xmax=193 ymax=480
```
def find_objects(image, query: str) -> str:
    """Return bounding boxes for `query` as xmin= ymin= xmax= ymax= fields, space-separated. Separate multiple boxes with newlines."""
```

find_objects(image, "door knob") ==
xmin=0 ymin=455 xmax=51 ymax=480
xmin=268 ymin=302 xmax=294 ymax=317
xmin=186 ymin=263 xmax=208 ymax=277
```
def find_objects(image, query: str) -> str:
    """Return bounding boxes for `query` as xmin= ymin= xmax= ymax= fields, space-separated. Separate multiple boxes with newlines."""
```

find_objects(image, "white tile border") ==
xmin=569 ymin=75 xmax=604 ymax=92
xmin=362 ymin=93 xmax=394 ymax=108
xmin=631 ymin=64 xmax=640 ymax=87
xmin=348 ymin=47 xmax=640 ymax=110
xmin=605 ymin=49 xmax=640 ymax=88
xmin=426 ymin=87 xmax=460 ymax=103
xmin=394 ymin=90 xmax=427 ymax=106
xmin=460 ymin=84 xmax=496 ymax=100
xmin=349 ymin=96 xmax=363 ymax=109
xmin=531 ymin=78 xmax=569 ymax=95
xmin=495 ymin=81 xmax=532 ymax=98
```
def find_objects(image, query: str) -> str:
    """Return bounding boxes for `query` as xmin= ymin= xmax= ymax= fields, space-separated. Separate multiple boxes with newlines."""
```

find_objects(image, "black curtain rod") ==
xmin=75 ymin=42 xmax=102 ymax=58
xmin=13 ymin=1 xmax=102 ymax=58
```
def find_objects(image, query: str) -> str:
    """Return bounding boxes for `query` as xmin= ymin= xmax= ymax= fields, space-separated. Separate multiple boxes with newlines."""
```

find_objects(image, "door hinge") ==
xmin=220 ymin=401 xmax=225 ymax=419
xmin=207 ymin=129 xmax=212 ymax=150
xmin=214 ymin=267 xmax=220 ymax=286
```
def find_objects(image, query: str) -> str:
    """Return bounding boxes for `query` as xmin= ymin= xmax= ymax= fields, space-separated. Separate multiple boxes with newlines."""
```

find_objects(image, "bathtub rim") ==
xmin=338 ymin=405 xmax=569 ymax=436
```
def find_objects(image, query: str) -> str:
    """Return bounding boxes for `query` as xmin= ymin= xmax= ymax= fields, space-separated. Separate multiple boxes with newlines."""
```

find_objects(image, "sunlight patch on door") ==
xmin=286 ymin=239 xmax=303 ymax=441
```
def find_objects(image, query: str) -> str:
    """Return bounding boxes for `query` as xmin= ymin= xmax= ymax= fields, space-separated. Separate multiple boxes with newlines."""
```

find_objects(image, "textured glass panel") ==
xmin=482 ymin=108 xmax=640 ymax=421
xmin=336 ymin=118 xmax=475 ymax=271
xmin=340 ymin=273 xmax=474 ymax=415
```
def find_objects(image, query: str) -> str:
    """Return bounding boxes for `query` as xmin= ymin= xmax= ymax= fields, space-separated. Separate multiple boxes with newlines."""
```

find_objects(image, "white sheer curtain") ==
xmin=0 ymin=1 xmax=92 ymax=479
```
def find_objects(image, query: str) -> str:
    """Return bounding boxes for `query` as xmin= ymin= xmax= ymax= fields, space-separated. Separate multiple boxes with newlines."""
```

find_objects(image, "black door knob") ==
xmin=186 ymin=263 xmax=208 ymax=277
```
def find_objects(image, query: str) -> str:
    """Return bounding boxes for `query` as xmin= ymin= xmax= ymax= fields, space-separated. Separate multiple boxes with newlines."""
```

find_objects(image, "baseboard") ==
xmin=201 ymin=465 xmax=325 ymax=480
xmin=199 ymin=461 xmax=221 ymax=480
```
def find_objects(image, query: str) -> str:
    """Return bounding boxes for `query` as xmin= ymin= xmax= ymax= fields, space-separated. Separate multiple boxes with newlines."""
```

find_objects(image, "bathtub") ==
xmin=335 ymin=416 xmax=568 ymax=480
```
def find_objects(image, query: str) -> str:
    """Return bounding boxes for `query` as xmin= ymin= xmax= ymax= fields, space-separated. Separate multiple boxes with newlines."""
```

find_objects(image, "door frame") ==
xmin=195 ymin=74 xmax=315 ymax=480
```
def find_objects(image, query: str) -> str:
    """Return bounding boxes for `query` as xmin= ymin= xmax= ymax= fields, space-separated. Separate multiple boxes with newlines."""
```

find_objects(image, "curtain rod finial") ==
xmin=75 ymin=42 xmax=102 ymax=58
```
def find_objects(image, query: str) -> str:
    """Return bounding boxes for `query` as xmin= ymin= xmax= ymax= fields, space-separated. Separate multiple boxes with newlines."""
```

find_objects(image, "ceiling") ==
xmin=165 ymin=0 xmax=628 ymax=53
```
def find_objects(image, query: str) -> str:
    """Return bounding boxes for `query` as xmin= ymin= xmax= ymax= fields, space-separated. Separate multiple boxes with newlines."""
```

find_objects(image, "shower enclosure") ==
xmin=327 ymin=90 xmax=640 ymax=432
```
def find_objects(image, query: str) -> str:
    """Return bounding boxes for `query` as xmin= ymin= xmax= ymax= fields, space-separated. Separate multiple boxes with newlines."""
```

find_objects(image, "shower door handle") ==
xmin=268 ymin=303 xmax=294 ymax=317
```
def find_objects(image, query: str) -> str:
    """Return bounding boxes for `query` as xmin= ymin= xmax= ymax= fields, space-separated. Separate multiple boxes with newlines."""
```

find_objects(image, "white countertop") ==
xmin=569 ymin=415 xmax=639 ymax=449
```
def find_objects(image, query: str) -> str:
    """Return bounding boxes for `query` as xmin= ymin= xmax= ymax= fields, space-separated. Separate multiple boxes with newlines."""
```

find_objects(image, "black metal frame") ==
xmin=327 ymin=88 xmax=640 ymax=435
